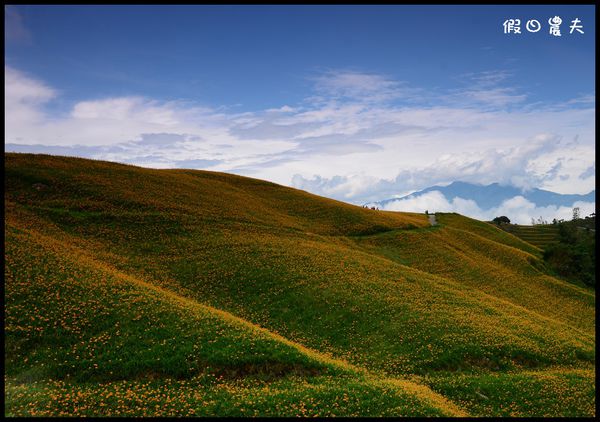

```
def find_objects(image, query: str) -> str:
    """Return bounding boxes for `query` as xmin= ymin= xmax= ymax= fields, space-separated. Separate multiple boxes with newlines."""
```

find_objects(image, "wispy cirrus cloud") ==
xmin=309 ymin=69 xmax=424 ymax=104
xmin=566 ymin=94 xmax=595 ymax=105
xmin=442 ymin=70 xmax=527 ymax=108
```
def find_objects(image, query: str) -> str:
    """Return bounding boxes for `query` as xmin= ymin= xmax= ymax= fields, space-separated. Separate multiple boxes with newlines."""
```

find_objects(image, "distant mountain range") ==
xmin=370 ymin=181 xmax=595 ymax=210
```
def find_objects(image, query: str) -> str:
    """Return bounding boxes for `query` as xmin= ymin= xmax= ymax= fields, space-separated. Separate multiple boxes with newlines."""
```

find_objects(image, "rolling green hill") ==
xmin=4 ymin=153 xmax=595 ymax=417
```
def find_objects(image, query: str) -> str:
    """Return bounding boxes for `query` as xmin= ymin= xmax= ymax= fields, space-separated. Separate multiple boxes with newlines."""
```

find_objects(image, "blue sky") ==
xmin=4 ymin=5 xmax=596 ymax=222
xmin=6 ymin=5 xmax=595 ymax=109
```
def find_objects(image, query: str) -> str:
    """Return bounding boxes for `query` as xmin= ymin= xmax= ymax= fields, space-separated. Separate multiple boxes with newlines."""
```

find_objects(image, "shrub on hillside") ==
xmin=492 ymin=216 xmax=511 ymax=225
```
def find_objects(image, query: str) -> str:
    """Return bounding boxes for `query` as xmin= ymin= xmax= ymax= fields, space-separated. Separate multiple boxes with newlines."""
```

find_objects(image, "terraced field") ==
xmin=499 ymin=224 xmax=560 ymax=249
xmin=4 ymin=153 xmax=595 ymax=417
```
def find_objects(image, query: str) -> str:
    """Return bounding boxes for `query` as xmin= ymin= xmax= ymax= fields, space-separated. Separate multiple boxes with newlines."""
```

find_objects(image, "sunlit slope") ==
xmin=352 ymin=213 xmax=594 ymax=333
xmin=5 ymin=154 xmax=594 ymax=372
xmin=434 ymin=213 xmax=541 ymax=256
xmin=4 ymin=224 xmax=463 ymax=417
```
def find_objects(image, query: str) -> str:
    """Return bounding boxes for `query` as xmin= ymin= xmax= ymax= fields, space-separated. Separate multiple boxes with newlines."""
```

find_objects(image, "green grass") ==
xmin=5 ymin=374 xmax=461 ymax=417
xmin=499 ymin=223 xmax=561 ymax=249
xmin=419 ymin=366 xmax=595 ymax=417
xmin=4 ymin=219 xmax=460 ymax=418
xmin=4 ymin=153 xmax=595 ymax=417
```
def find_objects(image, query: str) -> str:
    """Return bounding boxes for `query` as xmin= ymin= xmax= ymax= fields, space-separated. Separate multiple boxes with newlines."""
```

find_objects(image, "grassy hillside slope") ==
xmin=4 ymin=153 xmax=595 ymax=417
xmin=5 ymin=224 xmax=462 ymax=417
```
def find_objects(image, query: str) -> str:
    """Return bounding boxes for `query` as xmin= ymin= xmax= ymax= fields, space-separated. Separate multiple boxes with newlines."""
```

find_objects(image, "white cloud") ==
xmin=375 ymin=191 xmax=454 ymax=213
xmin=291 ymin=131 xmax=594 ymax=205
xmin=264 ymin=105 xmax=296 ymax=113
xmin=373 ymin=191 xmax=595 ymax=225
xmin=5 ymin=66 xmax=57 ymax=137
xmin=5 ymin=66 xmax=55 ymax=104
xmin=4 ymin=66 xmax=595 ymax=212
xmin=5 ymin=67 xmax=239 ymax=149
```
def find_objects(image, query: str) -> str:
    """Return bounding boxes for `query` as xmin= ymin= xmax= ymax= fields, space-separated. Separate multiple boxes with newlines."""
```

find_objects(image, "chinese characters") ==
xmin=503 ymin=17 xmax=584 ymax=36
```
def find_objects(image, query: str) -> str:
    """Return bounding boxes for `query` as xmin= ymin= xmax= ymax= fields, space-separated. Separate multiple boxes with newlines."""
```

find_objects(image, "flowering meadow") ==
xmin=4 ymin=153 xmax=595 ymax=416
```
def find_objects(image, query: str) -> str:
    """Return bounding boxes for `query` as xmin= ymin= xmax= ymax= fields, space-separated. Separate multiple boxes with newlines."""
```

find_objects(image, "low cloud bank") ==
xmin=369 ymin=191 xmax=595 ymax=225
